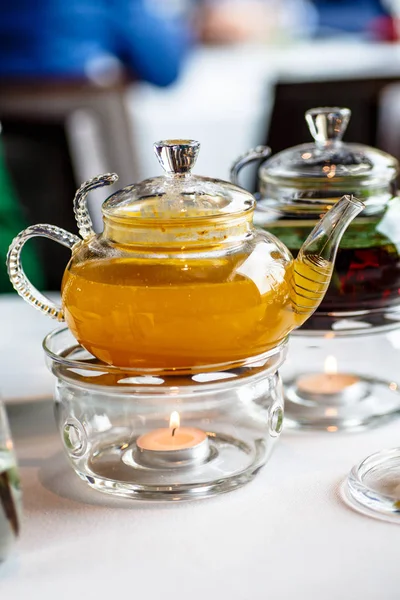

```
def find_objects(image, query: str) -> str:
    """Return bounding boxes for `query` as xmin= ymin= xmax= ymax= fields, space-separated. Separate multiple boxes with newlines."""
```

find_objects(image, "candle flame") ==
xmin=169 ymin=411 xmax=180 ymax=430
xmin=324 ymin=355 xmax=337 ymax=375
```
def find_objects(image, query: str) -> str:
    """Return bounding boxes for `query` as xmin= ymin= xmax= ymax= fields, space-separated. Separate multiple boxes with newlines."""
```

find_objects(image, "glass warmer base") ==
xmin=280 ymin=326 xmax=400 ymax=432
xmin=74 ymin=432 xmax=267 ymax=501
xmin=344 ymin=448 xmax=400 ymax=524
xmin=44 ymin=328 xmax=286 ymax=501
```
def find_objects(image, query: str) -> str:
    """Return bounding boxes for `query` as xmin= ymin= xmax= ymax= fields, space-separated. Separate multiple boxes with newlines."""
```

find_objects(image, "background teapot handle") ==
xmin=230 ymin=146 xmax=271 ymax=187
xmin=7 ymin=224 xmax=80 ymax=321
xmin=74 ymin=173 xmax=119 ymax=239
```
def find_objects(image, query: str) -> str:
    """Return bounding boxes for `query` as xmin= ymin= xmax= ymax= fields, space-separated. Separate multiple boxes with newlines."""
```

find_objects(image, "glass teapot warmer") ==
xmin=232 ymin=107 xmax=400 ymax=432
xmin=280 ymin=326 xmax=400 ymax=432
xmin=44 ymin=327 xmax=285 ymax=501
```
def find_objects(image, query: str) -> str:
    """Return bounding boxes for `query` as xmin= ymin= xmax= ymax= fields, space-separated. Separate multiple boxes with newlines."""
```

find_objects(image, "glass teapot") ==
xmin=7 ymin=140 xmax=362 ymax=371
xmin=231 ymin=107 xmax=399 ymax=330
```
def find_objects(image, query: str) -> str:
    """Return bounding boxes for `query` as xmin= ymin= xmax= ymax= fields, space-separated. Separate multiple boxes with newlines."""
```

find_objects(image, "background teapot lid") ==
xmin=102 ymin=140 xmax=255 ymax=221
xmin=259 ymin=107 xmax=398 ymax=188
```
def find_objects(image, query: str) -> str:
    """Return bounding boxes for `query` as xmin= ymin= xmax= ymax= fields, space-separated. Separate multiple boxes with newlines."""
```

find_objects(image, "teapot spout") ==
xmin=291 ymin=195 xmax=364 ymax=326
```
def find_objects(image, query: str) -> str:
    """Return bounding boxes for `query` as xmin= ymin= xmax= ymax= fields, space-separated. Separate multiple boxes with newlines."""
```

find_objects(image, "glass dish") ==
xmin=345 ymin=448 xmax=400 ymax=524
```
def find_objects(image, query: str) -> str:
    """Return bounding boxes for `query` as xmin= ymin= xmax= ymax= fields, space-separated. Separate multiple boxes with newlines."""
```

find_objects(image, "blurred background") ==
xmin=2 ymin=0 xmax=400 ymax=292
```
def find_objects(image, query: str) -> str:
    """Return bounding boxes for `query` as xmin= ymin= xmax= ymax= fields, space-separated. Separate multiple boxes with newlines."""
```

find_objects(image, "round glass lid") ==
xmin=102 ymin=140 xmax=255 ymax=221
xmin=259 ymin=107 xmax=398 ymax=186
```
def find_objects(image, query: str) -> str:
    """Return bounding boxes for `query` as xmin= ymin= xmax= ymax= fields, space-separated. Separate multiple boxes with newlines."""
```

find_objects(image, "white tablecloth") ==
xmin=0 ymin=295 xmax=399 ymax=599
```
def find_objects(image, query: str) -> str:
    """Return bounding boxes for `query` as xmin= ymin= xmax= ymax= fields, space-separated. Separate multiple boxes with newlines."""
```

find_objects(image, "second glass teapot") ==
xmin=7 ymin=140 xmax=363 ymax=371
xmin=232 ymin=107 xmax=398 ymax=330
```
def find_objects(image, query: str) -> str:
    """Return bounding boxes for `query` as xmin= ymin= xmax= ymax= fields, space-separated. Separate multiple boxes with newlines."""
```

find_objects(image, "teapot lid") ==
xmin=259 ymin=107 xmax=398 ymax=189
xmin=103 ymin=140 xmax=254 ymax=222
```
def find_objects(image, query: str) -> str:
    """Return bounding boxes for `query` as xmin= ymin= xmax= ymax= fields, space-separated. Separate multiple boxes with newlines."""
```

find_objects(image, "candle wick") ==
xmin=171 ymin=427 xmax=177 ymax=437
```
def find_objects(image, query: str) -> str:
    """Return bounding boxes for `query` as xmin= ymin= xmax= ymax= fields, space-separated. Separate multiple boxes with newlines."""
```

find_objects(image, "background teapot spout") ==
xmin=290 ymin=195 xmax=364 ymax=327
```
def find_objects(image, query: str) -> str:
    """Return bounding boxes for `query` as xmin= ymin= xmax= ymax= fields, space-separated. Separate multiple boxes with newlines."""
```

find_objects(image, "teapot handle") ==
xmin=230 ymin=146 xmax=271 ymax=187
xmin=74 ymin=173 xmax=119 ymax=239
xmin=7 ymin=224 xmax=80 ymax=321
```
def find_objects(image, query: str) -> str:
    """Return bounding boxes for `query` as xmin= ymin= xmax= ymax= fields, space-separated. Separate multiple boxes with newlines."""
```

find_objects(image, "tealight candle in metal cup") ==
xmin=295 ymin=355 xmax=369 ymax=405
xmin=136 ymin=412 xmax=210 ymax=469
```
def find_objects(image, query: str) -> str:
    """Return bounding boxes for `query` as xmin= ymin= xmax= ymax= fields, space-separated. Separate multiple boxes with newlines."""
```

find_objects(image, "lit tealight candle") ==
xmin=297 ymin=355 xmax=364 ymax=401
xmin=136 ymin=412 xmax=210 ymax=468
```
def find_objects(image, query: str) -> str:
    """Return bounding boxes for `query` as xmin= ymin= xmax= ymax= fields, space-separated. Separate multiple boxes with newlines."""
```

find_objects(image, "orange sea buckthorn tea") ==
xmin=62 ymin=249 xmax=293 ymax=369
xmin=8 ymin=140 xmax=363 ymax=371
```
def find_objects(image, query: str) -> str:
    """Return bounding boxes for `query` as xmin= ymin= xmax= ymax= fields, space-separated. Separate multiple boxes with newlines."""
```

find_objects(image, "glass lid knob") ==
xmin=305 ymin=107 xmax=351 ymax=145
xmin=154 ymin=139 xmax=200 ymax=175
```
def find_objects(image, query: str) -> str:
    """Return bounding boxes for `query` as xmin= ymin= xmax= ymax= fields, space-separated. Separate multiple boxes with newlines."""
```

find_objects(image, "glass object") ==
xmin=232 ymin=107 xmax=400 ymax=330
xmin=7 ymin=139 xmax=362 ymax=373
xmin=44 ymin=327 xmax=286 ymax=500
xmin=280 ymin=325 xmax=400 ymax=431
xmin=232 ymin=108 xmax=400 ymax=430
xmin=345 ymin=448 xmax=400 ymax=524
xmin=0 ymin=401 xmax=21 ymax=561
